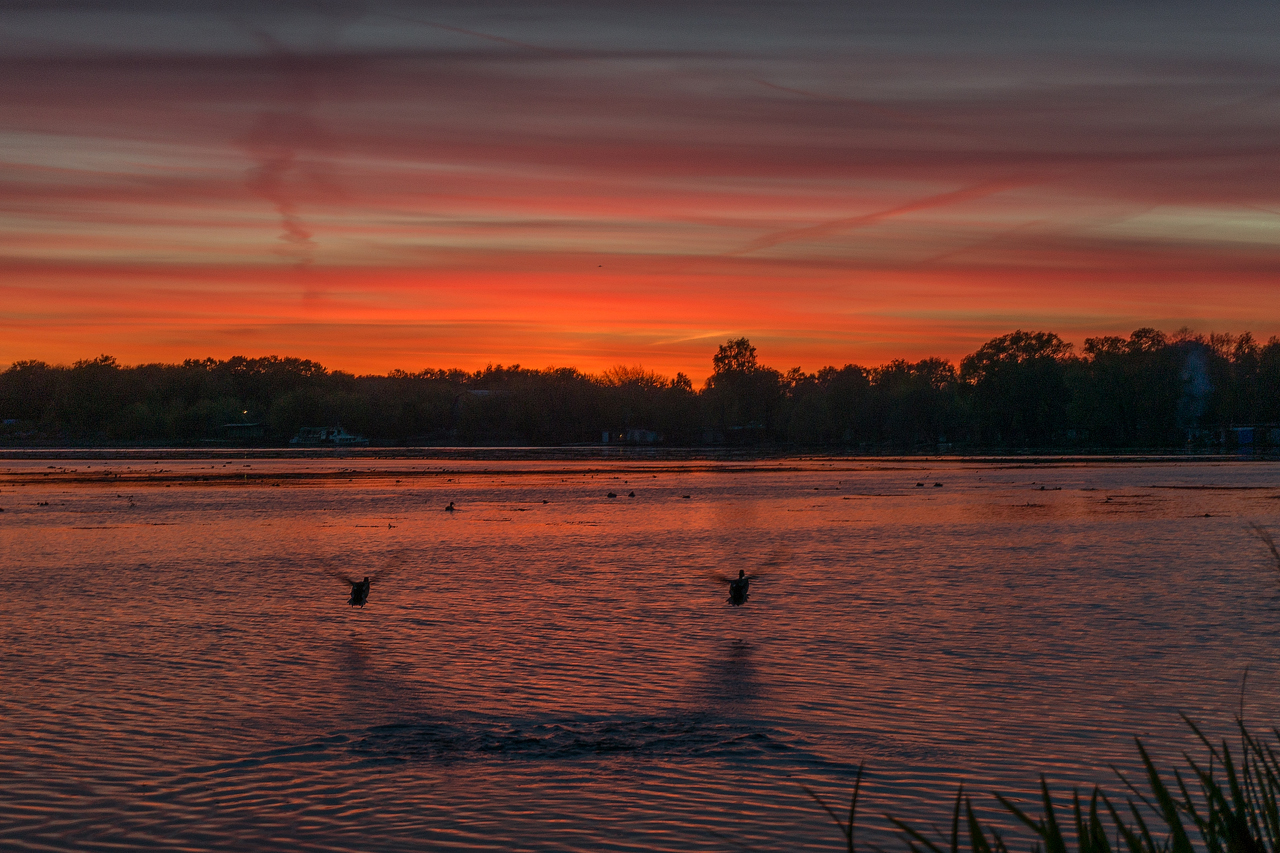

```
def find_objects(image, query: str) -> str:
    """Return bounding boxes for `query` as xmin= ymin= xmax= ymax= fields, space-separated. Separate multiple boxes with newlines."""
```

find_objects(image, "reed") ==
xmin=811 ymin=717 xmax=1280 ymax=853
xmin=1249 ymin=523 xmax=1280 ymax=573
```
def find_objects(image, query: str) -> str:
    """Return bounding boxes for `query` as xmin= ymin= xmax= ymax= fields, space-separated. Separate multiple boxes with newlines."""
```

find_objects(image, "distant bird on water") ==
xmin=445 ymin=501 xmax=455 ymax=512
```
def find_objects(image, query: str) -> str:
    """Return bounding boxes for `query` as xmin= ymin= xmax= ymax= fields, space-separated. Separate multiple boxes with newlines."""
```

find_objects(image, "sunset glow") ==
xmin=3 ymin=3 xmax=1278 ymax=380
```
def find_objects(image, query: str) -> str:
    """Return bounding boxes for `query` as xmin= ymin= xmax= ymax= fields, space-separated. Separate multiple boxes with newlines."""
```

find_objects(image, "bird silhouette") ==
xmin=706 ymin=547 xmax=787 ymax=607
xmin=348 ymin=575 xmax=372 ymax=606
xmin=709 ymin=568 xmax=760 ymax=606
xmin=322 ymin=554 xmax=401 ymax=607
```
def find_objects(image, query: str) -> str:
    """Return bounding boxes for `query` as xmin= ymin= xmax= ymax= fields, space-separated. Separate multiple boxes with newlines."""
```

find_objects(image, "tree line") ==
xmin=2 ymin=327 xmax=1279 ymax=450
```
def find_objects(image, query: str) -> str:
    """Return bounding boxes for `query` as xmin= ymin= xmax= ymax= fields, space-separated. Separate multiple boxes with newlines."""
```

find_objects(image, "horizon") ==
xmin=3 ymin=323 xmax=1273 ymax=385
xmin=4 ymin=2 xmax=1279 ymax=377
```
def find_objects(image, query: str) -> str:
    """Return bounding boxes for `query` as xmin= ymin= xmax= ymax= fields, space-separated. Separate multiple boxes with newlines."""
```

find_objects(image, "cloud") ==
xmin=1 ymin=1 xmax=1279 ymax=372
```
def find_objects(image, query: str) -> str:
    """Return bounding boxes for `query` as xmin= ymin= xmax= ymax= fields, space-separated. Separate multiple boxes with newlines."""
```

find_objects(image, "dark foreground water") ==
xmin=3 ymin=456 xmax=1280 ymax=851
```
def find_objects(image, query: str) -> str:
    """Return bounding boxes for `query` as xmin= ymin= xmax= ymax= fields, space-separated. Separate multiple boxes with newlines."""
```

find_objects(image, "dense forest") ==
xmin=2 ymin=328 xmax=1279 ymax=451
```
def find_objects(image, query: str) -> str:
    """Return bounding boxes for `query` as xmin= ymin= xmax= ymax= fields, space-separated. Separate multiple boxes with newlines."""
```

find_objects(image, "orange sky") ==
xmin=2 ymin=3 xmax=1278 ymax=382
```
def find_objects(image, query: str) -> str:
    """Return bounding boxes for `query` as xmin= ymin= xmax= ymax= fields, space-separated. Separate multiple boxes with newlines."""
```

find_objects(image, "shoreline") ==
xmin=0 ymin=446 xmax=1273 ymax=463
xmin=1 ymin=449 xmax=1276 ymax=488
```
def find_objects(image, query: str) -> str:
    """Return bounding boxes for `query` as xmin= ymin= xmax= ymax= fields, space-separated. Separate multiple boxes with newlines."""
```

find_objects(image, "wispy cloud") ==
xmin=1 ymin=1 xmax=1278 ymax=373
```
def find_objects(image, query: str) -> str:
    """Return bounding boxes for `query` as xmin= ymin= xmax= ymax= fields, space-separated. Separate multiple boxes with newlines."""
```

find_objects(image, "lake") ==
xmin=3 ymin=454 xmax=1280 ymax=851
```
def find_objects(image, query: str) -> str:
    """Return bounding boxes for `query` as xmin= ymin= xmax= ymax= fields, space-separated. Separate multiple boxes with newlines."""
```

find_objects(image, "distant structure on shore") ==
xmin=290 ymin=426 xmax=370 ymax=447
xmin=602 ymin=428 xmax=661 ymax=445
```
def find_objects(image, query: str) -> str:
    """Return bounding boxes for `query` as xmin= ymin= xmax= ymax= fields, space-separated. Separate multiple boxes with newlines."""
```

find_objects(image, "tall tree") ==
xmin=703 ymin=338 xmax=783 ymax=443
xmin=960 ymin=330 xmax=1074 ymax=446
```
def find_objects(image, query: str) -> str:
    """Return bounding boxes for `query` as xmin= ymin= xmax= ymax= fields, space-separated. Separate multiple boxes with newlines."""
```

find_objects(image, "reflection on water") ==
xmin=696 ymin=639 xmax=761 ymax=710
xmin=3 ymin=457 xmax=1280 ymax=851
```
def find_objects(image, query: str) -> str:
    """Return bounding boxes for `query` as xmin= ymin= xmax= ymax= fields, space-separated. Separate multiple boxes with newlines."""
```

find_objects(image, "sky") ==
xmin=2 ymin=1 xmax=1279 ymax=382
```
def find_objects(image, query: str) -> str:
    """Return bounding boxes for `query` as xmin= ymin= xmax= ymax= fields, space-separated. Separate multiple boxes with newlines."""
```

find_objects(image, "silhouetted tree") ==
xmin=703 ymin=338 xmax=784 ymax=443
xmin=599 ymin=365 xmax=699 ymax=443
xmin=712 ymin=337 xmax=759 ymax=374
xmin=960 ymin=330 xmax=1074 ymax=446
xmin=1258 ymin=338 xmax=1280 ymax=424
xmin=871 ymin=358 xmax=963 ymax=448
xmin=820 ymin=365 xmax=874 ymax=445
xmin=3 ymin=327 xmax=1279 ymax=449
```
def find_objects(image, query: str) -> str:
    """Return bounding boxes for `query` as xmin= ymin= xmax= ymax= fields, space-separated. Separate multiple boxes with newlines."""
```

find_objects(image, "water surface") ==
xmin=3 ymin=456 xmax=1280 ymax=851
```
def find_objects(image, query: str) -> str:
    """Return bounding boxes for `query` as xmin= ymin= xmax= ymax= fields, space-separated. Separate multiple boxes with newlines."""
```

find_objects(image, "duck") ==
xmin=324 ymin=559 xmax=399 ymax=608
xmin=349 ymin=576 xmax=372 ymax=607
xmin=709 ymin=568 xmax=757 ymax=606
xmin=323 ymin=571 xmax=375 ymax=607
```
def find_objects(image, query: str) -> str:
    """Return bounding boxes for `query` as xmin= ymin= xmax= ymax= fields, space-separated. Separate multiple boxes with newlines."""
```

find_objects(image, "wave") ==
xmin=348 ymin=715 xmax=810 ymax=764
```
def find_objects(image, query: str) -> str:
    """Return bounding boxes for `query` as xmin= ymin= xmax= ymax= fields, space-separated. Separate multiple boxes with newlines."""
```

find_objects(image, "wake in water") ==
xmin=349 ymin=715 xmax=818 ymax=765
